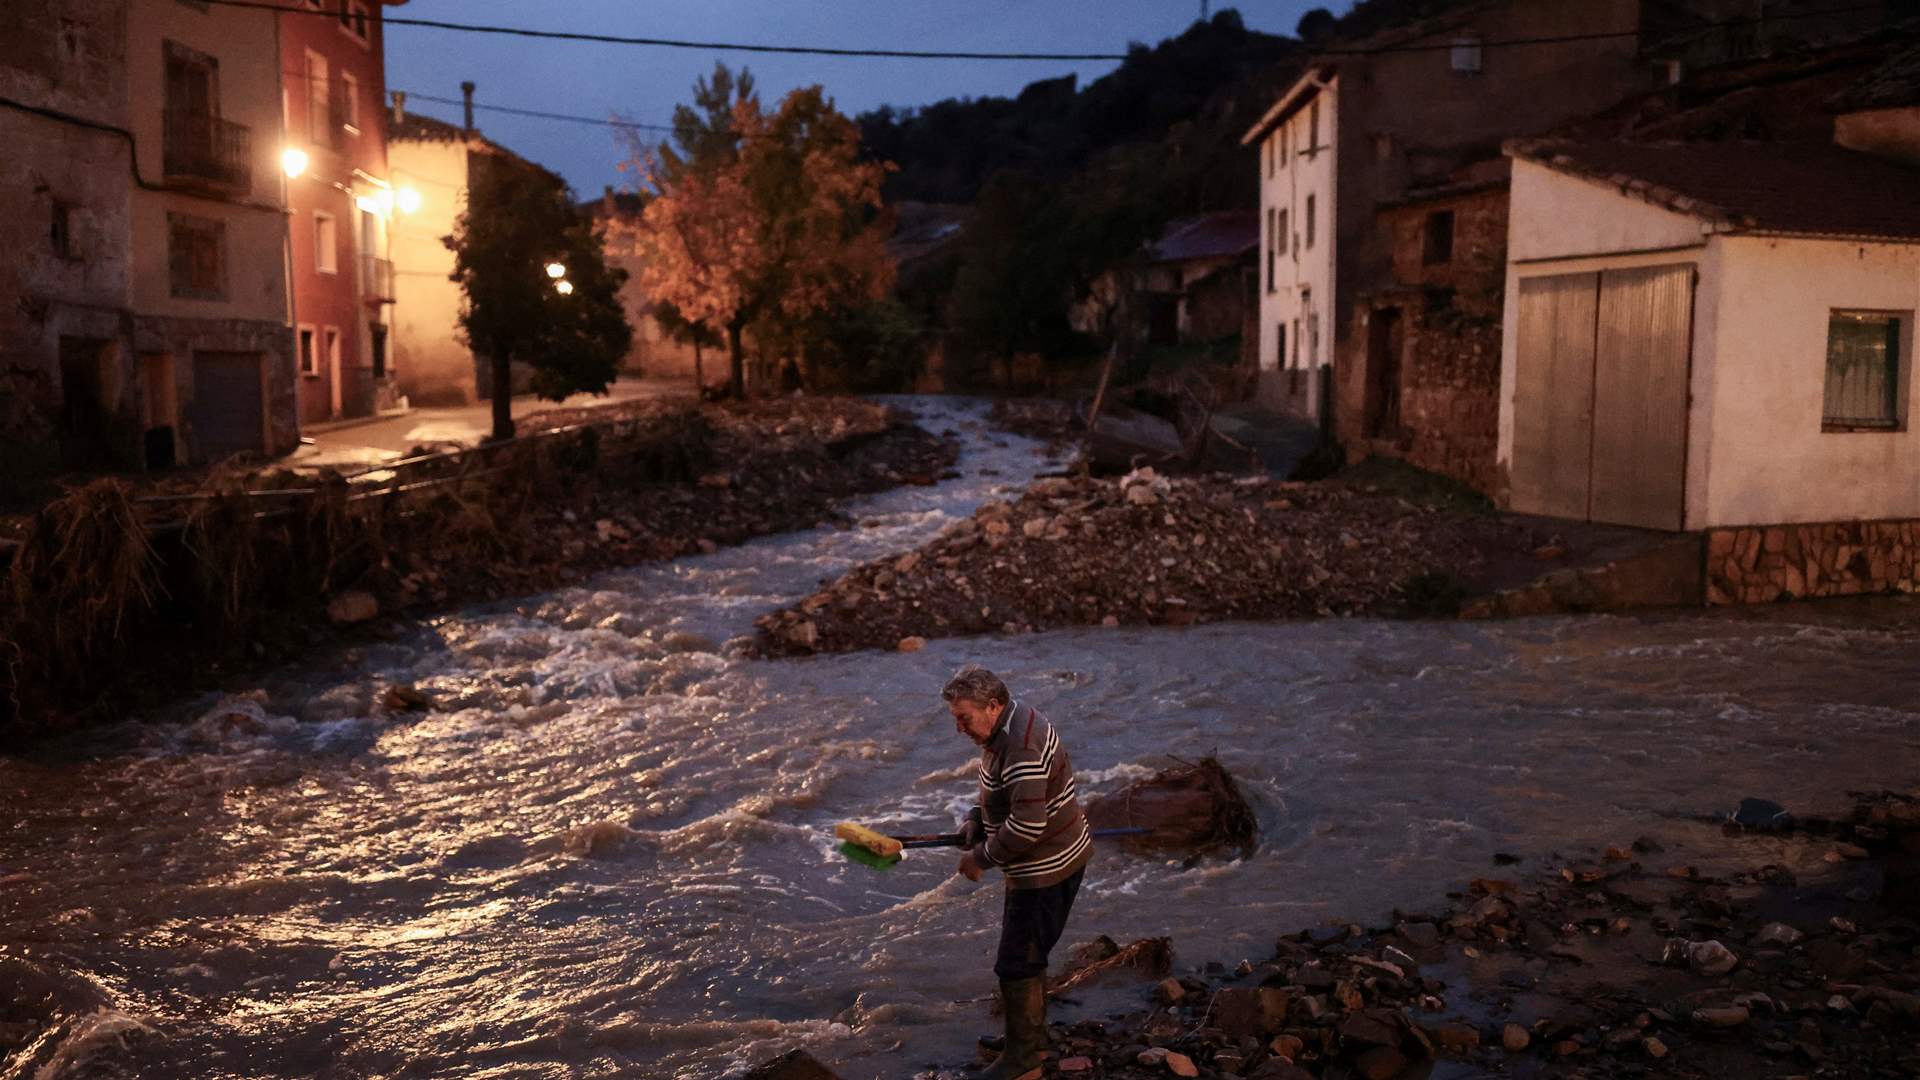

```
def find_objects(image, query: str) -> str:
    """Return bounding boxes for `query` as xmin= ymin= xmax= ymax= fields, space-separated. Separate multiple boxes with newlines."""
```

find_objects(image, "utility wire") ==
xmin=400 ymin=91 xmax=671 ymax=133
xmin=200 ymin=0 xmax=1892 ymax=62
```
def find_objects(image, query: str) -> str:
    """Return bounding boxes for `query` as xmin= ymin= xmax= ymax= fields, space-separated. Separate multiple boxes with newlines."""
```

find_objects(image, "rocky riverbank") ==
xmin=1 ymin=397 xmax=956 ymax=735
xmin=754 ymin=467 xmax=1564 ymax=656
xmin=750 ymin=788 xmax=1920 ymax=1080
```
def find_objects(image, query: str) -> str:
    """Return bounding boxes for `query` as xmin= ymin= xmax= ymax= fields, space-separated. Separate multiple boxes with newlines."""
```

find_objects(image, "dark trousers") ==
xmin=993 ymin=868 xmax=1084 ymax=980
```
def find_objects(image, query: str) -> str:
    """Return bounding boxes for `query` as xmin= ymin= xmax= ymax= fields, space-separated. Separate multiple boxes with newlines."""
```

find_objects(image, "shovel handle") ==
xmin=890 ymin=827 xmax=1148 ymax=850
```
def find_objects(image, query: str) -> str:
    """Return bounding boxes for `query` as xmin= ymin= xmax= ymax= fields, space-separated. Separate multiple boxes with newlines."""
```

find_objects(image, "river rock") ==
xmin=896 ymin=636 xmax=927 ymax=653
xmin=1754 ymin=922 xmax=1804 ymax=947
xmin=1503 ymin=1023 xmax=1530 ymax=1052
xmin=1693 ymin=1006 xmax=1750 ymax=1027
xmin=742 ymin=1049 xmax=841 ymax=1080
xmin=326 ymin=590 xmax=379 ymax=625
xmin=1352 ymin=1046 xmax=1408 ymax=1080
xmin=1644 ymin=1036 xmax=1668 ymax=1058
xmin=1164 ymin=1051 xmax=1199 ymax=1077
xmin=1687 ymin=940 xmax=1740 ymax=976
xmin=1057 ymin=1056 xmax=1092 ymax=1072
xmin=1211 ymin=987 xmax=1291 ymax=1038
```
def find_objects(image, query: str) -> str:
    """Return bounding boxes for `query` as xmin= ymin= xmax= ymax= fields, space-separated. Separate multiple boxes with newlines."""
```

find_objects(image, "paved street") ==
xmin=290 ymin=377 xmax=692 ymax=471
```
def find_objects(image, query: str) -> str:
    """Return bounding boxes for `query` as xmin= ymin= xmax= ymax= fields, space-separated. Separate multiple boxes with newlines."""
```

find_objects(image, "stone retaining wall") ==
xmin=1706 ymin=519 xmax=1920 ymax=604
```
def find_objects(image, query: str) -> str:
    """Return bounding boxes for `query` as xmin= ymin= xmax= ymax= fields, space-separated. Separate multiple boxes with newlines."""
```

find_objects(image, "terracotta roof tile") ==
xmin=1508 ymin=137 xmax=1920 ymax=241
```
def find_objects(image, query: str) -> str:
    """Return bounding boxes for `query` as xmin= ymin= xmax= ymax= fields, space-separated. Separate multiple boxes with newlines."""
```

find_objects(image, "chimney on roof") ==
xmin=461 ymin=81 xmax=476 ymax=134
xmin=390 ymin=90 xmax=406 ymax=126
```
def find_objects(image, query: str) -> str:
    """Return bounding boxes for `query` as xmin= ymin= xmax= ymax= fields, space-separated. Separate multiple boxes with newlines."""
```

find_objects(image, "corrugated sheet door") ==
xmin=1590 ymin=264 xmax=1694 ymax=531
xmin=190 ymin=351 xmax=266 ymax=461
xmin=1510 ymin=272 xmax=1598 ymax=520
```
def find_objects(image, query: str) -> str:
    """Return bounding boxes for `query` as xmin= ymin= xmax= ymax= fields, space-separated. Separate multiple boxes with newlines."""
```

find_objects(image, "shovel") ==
xmin=834 ymin=821 xmax=1145 ymax=871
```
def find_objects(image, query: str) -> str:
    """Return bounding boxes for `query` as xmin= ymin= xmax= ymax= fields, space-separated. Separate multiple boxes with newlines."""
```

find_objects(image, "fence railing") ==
xmin=162 ymin=109 xmax=253 ymax=193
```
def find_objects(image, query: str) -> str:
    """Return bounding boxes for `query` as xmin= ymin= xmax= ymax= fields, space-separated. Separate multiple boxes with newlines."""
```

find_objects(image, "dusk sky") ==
xmin=386 ymin=1 xmax=1328 ymax=196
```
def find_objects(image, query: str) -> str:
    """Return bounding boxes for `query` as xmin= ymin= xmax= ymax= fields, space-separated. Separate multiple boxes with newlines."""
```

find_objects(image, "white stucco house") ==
xmin=1241 ymin=66 xmax=1338 ymax=425
xmin=1499 ymin=136 xmax=1920 ymax=533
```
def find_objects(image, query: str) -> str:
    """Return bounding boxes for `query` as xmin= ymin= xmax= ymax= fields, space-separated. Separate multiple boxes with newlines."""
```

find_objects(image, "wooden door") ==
xmin=1590 ymin=264 xmax=1694 ymax=530
xmin=1510 ymin=272 xmax=1599 ymax=520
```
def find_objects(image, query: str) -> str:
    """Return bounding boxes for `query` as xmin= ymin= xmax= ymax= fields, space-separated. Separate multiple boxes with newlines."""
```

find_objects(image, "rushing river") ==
xmin=3 ymin=398 xmax=1919 ymax=1079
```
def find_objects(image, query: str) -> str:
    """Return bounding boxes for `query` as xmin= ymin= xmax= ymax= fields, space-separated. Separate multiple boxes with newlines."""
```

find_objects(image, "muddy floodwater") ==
xmin=4 ymin=398 xmax=1919 ymax=1079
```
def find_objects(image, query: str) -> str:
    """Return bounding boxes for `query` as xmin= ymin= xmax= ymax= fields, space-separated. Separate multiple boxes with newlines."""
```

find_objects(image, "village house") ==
xmin=1498 ymin=60 xmax=1920 ymax=602
xmin=1069 ymin=211 xmax=1258 ymax=356
xmin=387 ymin=88 xmax=562 ymax=406
xmin=1 ymin=0 xmax=297 ymax=483
xmin=280 ymin=0 xmax=404 ymax=427
xmin=1238 ymin=0 xmax=1894 ymax=461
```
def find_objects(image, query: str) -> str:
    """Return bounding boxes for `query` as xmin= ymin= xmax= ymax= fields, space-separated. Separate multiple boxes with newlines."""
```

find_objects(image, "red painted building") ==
xmin=281 ymin=0 xmax=403 ymax=425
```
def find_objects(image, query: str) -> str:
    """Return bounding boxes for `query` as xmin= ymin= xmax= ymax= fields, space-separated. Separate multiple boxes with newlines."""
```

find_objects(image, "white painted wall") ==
xmin=1695 ymin=235 xmax=1920 ymax=527
xmin=1500 ymin=157 xmax=1920 ymax=529
xmin=389 ymin=137 xmax=476 ymax=404
xmin=1506 ymin=158 xmax=1705 ymax=263
xmin=1256 ymin=74 xmax=1338 ymax=420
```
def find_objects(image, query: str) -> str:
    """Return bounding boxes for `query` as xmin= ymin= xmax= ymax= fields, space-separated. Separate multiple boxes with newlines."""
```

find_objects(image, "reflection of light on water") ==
xmin=5 ymin=400 xmax=1920 ymax=1076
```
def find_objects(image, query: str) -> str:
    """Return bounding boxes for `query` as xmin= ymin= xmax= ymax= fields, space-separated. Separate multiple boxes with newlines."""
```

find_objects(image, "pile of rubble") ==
xmin=756 ymin=468 xmax=1555 ymax=656
xmin=746 ymin=789 xmax=1920 ymax=1079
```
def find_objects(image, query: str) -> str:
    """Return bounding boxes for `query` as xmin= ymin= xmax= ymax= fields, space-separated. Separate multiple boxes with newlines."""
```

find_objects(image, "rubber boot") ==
xmin=979 ymin=977 xmax=1046 ymax=1080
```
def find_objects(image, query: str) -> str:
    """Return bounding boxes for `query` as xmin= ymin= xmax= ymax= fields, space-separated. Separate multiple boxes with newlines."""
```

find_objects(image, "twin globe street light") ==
xmin=547 ymin=261 xmax=573 ymax=295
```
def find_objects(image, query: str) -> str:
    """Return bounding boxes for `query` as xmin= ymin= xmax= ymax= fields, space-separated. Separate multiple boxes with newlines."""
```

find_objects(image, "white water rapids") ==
xmin=2 ymin=397 xmax=1918 ymax=1078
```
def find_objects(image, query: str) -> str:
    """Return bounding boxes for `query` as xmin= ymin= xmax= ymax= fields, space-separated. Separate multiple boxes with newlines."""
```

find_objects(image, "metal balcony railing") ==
xmin=361 ymin=255 xmax=395 ymax=303
xmin=162 ymin=109 xmax=253 ymax=193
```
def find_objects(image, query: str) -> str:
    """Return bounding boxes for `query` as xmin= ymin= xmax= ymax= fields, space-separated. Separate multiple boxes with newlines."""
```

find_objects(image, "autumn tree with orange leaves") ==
xmin=626 ymin=66 xmax=894 ymax=398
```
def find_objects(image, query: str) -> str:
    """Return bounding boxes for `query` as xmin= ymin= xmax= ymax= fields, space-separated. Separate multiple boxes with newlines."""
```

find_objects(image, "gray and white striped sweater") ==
xmin=972 ymin=699 xmax=1092 ymax=889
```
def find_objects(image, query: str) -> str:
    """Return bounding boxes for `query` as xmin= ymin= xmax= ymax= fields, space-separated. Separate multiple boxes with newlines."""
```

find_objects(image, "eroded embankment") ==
xmin=1 ymin=397 xmax=955 ymax=735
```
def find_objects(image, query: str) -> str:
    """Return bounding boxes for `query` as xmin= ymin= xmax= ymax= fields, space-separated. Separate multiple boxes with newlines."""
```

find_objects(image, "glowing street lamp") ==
xmin=545 ymin=262 xmax=567 ymax=279
xmin=554 ymin=279 xmax=575 ymax=296
xmin=281 ymin=147 xmax=310 ymax=179
xmin=395 ymin=186 xmax=422 ymax=214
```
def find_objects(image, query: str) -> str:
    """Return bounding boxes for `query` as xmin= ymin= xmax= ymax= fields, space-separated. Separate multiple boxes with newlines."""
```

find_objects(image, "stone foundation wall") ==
xmin=1387 ymin=306 xmax=1501 ymax=495
xmin=1706 ymin=520 xmax=1920 ymax=604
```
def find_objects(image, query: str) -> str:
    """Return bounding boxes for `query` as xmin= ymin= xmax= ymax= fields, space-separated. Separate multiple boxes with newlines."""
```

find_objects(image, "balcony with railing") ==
xmin=162 ymin=109 xmax=253 ymax=194
xmin=361 ymin=255 xmax=395 ymax=303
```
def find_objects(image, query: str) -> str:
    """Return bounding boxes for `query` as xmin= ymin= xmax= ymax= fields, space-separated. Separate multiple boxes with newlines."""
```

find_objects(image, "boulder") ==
xmin=1084 ymin=757 xmax=1258 ymax=855
xmin=742 ymin=1049 xmax=841 ymax=1080
xmin=1211 ymin=987 xmax=1292 ymax=1039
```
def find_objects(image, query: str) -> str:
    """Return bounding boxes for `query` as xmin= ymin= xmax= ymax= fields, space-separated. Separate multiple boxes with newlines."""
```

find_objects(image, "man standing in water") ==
xmin=945 ymin=665 xmax=1092 ymax=1080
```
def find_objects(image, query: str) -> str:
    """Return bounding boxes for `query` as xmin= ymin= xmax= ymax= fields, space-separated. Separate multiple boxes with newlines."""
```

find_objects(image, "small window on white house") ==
xmin=1823 ymin=311 xmax=1906 ymax=430
xmin=298 ymin=326 xmax=319 ymax=376
xmin=1278 ymin=209 xmax=1289 ymax=263
xmin=315 ymin=211 xmax=338 ymax=274
xmin=1305 ymin=194 xmax=1316 ymax=249
xmin=1451 ymin=35 xmax=1483 ymax=74
xmin=324 ymin=326 xmax=342 ymax=377
xmin=1280 ymin=126 xmax=1289 ymax=166
xmin=1266 ymin=207 xmax=1276 ymax=292
xmin=1308 ymin=101 xmax=1320 ymax=152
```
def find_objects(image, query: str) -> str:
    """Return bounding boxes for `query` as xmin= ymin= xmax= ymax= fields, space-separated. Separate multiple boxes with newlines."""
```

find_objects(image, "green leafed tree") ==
xmin=446 ymin=156 xmax=633 ymax=441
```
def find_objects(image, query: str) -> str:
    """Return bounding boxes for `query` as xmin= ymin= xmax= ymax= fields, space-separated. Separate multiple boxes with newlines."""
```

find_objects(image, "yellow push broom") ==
xmin=834 ymin=821 xmax=1144 ymax=870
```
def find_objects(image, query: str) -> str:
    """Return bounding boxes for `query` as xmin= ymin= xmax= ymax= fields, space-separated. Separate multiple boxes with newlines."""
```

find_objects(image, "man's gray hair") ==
xmin=942 ymin=665 xmax=1010 ymax=709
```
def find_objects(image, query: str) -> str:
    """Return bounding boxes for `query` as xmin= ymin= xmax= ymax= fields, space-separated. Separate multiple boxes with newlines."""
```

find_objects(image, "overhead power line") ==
xmin=200 ymin=0 xmax=1129 ymax=60
xmin=400 ymin=91 xmax=673 ymax=134
xmin=199 ymin=0 xmax=1892 ymax=62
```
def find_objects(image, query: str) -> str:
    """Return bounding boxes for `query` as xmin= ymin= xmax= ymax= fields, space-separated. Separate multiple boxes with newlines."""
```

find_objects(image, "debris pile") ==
xmin=916 ymin=788 xmax=1920 ymax=1079
xmin=756 ymin=469 xmax=1554 ymax=656
xmin=1 ymin=397 xmax=955 ymax=736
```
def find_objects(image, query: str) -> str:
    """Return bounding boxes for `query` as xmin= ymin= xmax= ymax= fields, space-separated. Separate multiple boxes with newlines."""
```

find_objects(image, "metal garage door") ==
xmin=190 ymin=351 xmax=265 ymax=460
xmin=1510 ymin=264 xmax=1694 ymax=530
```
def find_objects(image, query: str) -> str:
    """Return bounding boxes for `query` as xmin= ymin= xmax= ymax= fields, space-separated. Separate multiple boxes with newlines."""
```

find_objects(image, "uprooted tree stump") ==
xmin=1085 ymin=756 xmax=1258 ymax=858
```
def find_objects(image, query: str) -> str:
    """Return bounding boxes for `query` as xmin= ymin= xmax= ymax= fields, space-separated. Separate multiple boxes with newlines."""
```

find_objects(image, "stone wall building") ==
xmin=1352 ymin=165 xmax=1509 ymax=494
xmin=585 ymin=191 xmax=707 ymax=388
xmin=1 ymin=0 xmax=297 ymax=488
